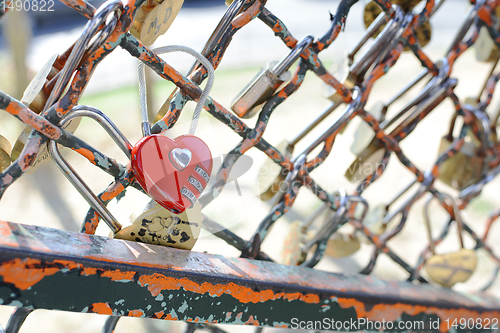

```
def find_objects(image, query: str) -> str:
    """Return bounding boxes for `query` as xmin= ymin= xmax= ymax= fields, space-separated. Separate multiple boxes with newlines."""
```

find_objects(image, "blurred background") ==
xmin=1 ymin=0 xmax=500 ymax=332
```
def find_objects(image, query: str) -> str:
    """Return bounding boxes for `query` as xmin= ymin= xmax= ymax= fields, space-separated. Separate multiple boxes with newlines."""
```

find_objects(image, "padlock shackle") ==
xmin=44 ymin=0 xmax=123 ymax=113
xmin=371 ymin=8 xmax=410 ymax=76
xmin=288 ymin=100 xmax=342 ymax=149
xmin=298 ymin=87 xmax=361 ymax=158
xmin=351 ymin=5 xmax=404 ymax=78
xmin=272 ymin=35 xmax=314 ymax=77
xmin=381 ymin=59 xmax=450 ymax=132
xmin=303 ymin=189 xmax=348 ymax=252
xmin=470 ymin=107 xmax=492 ymax=156
xmin=348 ymin=9 xmax=388 ymax=63
xmin=423 ymin=193 xmax=466 ymax=256
xmin=48 ymin=105 xmax=134 ymax=234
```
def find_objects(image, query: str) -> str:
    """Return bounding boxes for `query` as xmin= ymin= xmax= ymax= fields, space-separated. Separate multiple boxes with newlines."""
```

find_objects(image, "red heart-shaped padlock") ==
xmin=131 ymin=134 xmax=212 ymax=214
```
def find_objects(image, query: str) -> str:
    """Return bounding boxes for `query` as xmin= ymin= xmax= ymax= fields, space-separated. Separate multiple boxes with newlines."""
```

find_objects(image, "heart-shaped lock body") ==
xmin=115 ymin=201 xmax=202 ymax=250
xmin=131 ymin=134 xmax=212 ymax=214
xmin=425 ymin=248 xmax=477 ymax=288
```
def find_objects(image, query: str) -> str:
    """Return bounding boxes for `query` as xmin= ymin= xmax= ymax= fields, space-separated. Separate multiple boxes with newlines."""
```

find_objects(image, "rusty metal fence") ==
xmin=1 ymin=0 xmax=500 ymax=331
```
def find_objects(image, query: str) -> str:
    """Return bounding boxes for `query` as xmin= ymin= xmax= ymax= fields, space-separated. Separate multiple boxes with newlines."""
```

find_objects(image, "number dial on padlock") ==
xmin=131 ymin=134 xmax=212 ymax=214
xmin=0 ymin=134 xmax=12 ymax=172
xmin=425 ymin=248 xmax=477 ymax=288
xmin=114 ymin=201 xmax=202 ymax=250
xmin=363 ymin=1 xmax=432 ymax=49
xmin=131 ymin=0 xmax=184 ymax=46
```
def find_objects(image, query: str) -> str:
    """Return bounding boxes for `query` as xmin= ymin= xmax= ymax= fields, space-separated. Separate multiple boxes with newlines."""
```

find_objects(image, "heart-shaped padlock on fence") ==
xmin=423 ymin=194 xmax=477 ymax=288
xmin=132 ymin=134 xmax=212 ymax=214
xmin=115 ymin=200 xmax=202 ymax=250
xmin=133 ymin=45 xmax=215 ymax=214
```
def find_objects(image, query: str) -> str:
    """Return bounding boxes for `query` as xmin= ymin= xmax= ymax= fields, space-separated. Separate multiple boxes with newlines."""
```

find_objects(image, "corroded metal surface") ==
xmin=0 ymin=220 xmax=499 ymax=331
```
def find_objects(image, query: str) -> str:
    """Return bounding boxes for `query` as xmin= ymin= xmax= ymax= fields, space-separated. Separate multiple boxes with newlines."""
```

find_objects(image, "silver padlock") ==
xmin=231 ymin=35 xmax=314 ymax=118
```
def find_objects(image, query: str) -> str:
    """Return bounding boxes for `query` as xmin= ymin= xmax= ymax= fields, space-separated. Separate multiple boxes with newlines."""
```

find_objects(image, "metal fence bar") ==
xmin=0 ymin=220 xmax=499 ymax=331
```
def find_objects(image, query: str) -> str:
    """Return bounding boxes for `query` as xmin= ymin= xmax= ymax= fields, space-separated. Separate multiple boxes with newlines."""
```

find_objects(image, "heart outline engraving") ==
xmin=131 ymin=134 xmax=212 ymax=214
xmin=169 ymin=148 xmax=192 ymax=171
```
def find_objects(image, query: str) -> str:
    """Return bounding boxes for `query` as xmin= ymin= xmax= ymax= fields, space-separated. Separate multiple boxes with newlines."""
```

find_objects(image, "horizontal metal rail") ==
xmin=0 ymin=220 xmax=499 ymax=332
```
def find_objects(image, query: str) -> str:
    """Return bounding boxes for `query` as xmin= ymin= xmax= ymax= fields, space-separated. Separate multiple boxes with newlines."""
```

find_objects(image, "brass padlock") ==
xmin=363 ymin=1 xmax=432 ymax=49
xmin=11 ymin=54 xmax=60 ymax=163
xmin=21 ymin=53 xmax=58 ymax=115
xmin=281 ymin=220 xmax=308 ymax=265
xmin=423 ymin=195 xmax=477 ymax=288
xmin=474 ymin=7 xmax=500 ymax=63
xmin=0 ymin=134 xmax=12 ymax=172
xmin=324 ymin=50 xmax=357 ymax=103
xmin=345 ymin=144 xmax=386 ymax=183
xmin=253 ymin=140 xmax=290 ymax=201
xmin=131 ymin=0 xmax=185 ymax=46
xmin=350 ymin=102 xmax=386 ymax=155
xmin=324 ymin=232 xmax=361 ymax=258
xmin=231 ymin=35 xmax=314 ymax=118
xmin=437 ymin=111 xmax=489 ymax=191
xmin=115 ymin=201 xmax=202 ymax=250
xmin=11 ymin=53 xmax=82 ymax=172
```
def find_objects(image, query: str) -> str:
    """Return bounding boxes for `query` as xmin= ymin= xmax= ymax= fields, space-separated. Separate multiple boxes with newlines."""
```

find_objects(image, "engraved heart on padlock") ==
xmin=114 ymin=201 xmax=202 ymax=250
xmin=425 ymin=248 xmax=477 ymax=288
xmin=169 ymin=148 xmax=192 ymax=171
xmin=131 ymin=134 xmax=212 ymax=214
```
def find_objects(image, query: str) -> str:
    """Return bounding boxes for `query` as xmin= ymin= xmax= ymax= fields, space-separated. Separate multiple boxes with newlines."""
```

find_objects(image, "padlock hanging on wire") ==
xmin=131 ymin=45 xmax=215 ymax=215
xmin=231 ymin=35 xmax=314 ymax=119
xmin=423 ymin=194 xmax=477 ymax=288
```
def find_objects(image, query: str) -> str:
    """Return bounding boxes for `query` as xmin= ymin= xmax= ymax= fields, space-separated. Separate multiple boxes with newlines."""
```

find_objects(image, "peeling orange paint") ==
xmin=0 ymin=258 xmax=80 ymax=290
xmin=336 ymin=297 xmax=500 ymax=333
xmin=137 ymin=273 xmax=320 ymax=304
xmin=90 ymin=302 xmax=113 ymax=315
xmin=128 ymin=309 xmax=144 ymax=317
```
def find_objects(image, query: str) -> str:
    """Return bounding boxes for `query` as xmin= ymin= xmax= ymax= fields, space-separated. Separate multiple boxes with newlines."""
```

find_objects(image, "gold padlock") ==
xmin=22 ymin=53 xmax=58 ymax=114
xmin=324 ymin=232 xmax=361 ymax=258
xmin=0 ymin=134 xmax=12 ymax=172
xmin=437 ymin=113 xmax=488 ymax=191
xmin=11 ymin=53 xmax=82 ymax=172
xmin=363 ymin=1 xmax=432 ymax=49
xmin=345 ymin=144 xmax=386 ymax=183
xmin=423 ymin=195 xmax=477 ymax=288
xmin=115 ymin=201 xmax=202 ymax=250
xmin=350 ymin=102 xmax=386 ymax=155
xmin=131 ymin=0 xmax=185 ymax=46
xmin=324 ymin=50 xmax=357 ymax=103
xmin=474 ymin=7 xmax=500 ymax=63
xmin=253 ymin=140 xmax=289 ymax=201
xmin=281 ymin=221 xmax=308 ymax=265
